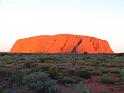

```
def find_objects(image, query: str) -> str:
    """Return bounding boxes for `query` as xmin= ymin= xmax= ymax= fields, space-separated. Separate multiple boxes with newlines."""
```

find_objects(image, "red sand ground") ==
xmin=86 ymin=76 xmax=124 ymax=93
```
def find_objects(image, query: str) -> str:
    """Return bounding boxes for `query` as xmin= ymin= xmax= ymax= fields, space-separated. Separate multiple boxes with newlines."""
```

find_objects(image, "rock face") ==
xmin=10 ymin=34 xmax=113 ymax=53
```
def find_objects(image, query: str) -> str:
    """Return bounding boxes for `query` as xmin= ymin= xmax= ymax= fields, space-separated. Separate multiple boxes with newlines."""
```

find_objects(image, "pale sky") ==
xmin=0 ymin=0 xmax=124 ymax=52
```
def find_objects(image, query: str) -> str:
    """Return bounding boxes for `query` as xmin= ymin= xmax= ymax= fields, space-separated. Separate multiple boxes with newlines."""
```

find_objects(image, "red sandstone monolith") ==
xmin=10 ymin=34 xmax=113 ymax=53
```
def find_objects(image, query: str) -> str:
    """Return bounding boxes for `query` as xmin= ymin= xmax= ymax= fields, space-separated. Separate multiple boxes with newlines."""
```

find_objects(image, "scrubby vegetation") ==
xmin=23 ymin=71 xmax=59 ymax=93
xmin=100 ymin=73 xmax=115 ymax=84
xmin=0 ymin=53 xmax=124 ymax=93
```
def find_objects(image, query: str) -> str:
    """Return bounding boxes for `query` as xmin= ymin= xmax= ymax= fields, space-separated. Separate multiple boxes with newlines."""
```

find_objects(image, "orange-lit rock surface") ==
xmin=10 ymin=34 xmax=113 ymax=53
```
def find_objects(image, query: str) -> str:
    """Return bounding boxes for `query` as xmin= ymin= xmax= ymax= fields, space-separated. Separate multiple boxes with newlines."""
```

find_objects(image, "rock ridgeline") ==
xmin=10 ymin=34 xmax=113 ymax=53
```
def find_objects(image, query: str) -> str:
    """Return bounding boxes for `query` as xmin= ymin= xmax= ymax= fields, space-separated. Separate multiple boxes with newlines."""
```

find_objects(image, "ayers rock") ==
xmin=10 ymin=34 xmax=113 ymax=53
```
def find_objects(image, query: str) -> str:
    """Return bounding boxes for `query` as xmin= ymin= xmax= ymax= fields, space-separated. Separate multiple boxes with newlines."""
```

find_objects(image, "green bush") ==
xmin=76 ymin=70 xmax=93 ymax=79
xmin=47 ymin=68 xmax=61 ymax=79
xmin=99 ymin=67 xmax=110 ymax=74
xmin=120 ymin=69 xmax=124 ymax=81
xmin=58 ymin=76 xmax=78 ymax=84
xmin=23 ymin=71 xmax=59 ymax=93
xmin=100 ymin=73 xmax=115 ymax=84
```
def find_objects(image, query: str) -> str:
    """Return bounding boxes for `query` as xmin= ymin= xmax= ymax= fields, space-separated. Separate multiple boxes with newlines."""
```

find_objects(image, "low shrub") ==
xmin=76 ymin=70 xmax=93 ymax=79
xmin=23 ymin=71 xmax=59 ymax=93
xmin=47 ymin=68 xmax=61 ymax=79
xmin=99 ymin=67 xmax=110 ymax=74
xmin=100 ymin=73 xmax=115 ymax=84
xmin=58 ymin=76 xmax=79 ymax=84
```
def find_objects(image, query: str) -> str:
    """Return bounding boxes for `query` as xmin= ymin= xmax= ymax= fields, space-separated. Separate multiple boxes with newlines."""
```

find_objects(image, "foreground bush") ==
xmin=23 ymin=71 xmax=59 ymax=93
